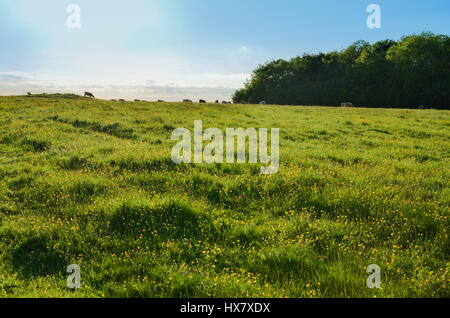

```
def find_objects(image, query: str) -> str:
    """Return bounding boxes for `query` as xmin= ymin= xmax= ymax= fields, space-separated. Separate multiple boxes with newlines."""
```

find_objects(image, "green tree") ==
xmin=233 ymin=33 xmax=450 ymax=109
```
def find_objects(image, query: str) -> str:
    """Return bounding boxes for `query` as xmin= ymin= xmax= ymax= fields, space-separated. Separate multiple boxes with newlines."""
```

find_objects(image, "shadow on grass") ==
xmin=12 ymin=235 xmax=67 ymax=278
xmin=109 ymin=198 xmax=215 ymax=241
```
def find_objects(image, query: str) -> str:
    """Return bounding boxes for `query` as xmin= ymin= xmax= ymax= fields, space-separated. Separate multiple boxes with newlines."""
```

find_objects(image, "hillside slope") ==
xmin=0 ymin=95 xmax=448 ymax=297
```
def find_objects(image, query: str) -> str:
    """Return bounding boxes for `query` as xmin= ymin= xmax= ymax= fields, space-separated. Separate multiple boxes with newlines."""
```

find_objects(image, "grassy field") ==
xmin=0 ymin=94 xmax=448 ymax=298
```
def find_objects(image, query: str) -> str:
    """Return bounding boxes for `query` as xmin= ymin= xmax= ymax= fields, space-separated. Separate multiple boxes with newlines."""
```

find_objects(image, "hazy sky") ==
xmin=1 ymin=0 xmax=449 ymax=101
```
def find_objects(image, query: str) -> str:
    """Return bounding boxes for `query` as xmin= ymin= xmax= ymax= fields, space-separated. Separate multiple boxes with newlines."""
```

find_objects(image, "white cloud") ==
xmin=239 ymin=46 xmax=250 ymax=54
xmin=0 ymin=47 xmax=253 ymax=101
xmin=0 ymin=71 xmax=37 ymax=82
xmin=0 ymin=70 xmax=248 ymax=101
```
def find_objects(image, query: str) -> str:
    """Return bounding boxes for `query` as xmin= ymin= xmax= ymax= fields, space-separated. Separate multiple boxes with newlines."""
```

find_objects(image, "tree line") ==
xmin=232 ymin=32 xmax=450 ymax=109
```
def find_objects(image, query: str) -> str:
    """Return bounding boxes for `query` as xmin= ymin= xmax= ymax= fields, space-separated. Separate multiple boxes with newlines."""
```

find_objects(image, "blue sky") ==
xmin=1 ymin=0 xmax=449 ymax=100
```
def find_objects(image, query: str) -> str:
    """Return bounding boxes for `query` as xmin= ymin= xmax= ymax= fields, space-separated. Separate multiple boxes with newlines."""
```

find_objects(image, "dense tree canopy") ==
xmin=233 ymin=32 xmax=450 ymax=109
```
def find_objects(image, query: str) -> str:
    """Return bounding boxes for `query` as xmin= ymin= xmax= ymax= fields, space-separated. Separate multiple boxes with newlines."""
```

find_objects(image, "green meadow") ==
xmin=0 ymin=94 xmax=448 ymax=298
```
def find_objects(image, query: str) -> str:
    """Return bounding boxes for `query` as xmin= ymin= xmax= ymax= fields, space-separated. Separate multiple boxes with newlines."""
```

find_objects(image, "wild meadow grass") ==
xmin=0 ymin=94 xmax=448 ymax=298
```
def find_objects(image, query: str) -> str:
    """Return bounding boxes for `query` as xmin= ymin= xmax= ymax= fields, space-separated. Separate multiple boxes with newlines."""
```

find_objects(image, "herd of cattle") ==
xmin=92 ymin=92 xmax=233 ymax=104
xmin=25 ymin=92 xmax=360 ymax=107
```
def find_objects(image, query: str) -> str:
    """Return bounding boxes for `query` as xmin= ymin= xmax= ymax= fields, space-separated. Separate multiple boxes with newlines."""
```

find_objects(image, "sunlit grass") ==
xmin=0 ymin=95 xmax=448 ymax=297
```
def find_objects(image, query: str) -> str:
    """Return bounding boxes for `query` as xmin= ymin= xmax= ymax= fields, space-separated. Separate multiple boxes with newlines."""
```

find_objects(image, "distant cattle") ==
xmin=183 ymin=99 xmax=193 ymax=103
xmin=157 ymin=100 xmax=165 ymax=102
xmin=111 ymin=99 xmax=117 ymax=101
xmin=119 ymin=99 xmax=125 ymax=102
xmin=340 ymin=102 xmax=354 ymax=107
xmin=199 ymin=99 xmax=206 ymax=103
xmin=27 ymin=92 xmax=32 ymax=96
xmin=215 ymin=100 xmax=219 ymax=103
xmin=84 ymin=92 xmax=95 ymax=98
xmin=134 ymin=99 xmax=140 ymax=102
xmin=259 ymin=101 xmax=267 ymax=105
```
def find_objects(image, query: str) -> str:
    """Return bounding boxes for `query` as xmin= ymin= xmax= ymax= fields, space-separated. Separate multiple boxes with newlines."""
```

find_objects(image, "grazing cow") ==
xmin=215 ymin=100 xmax=219 ymax=103
xmin=134 ymin=99 xmax=140 ymax=102
xmin=119 ymin=99 xmax=125 ymax=102
xmin=199 ymin=99 xmax=206 ymax=103
xmin=157 ymin=100 xmax=165 ymax=102
xmin=259 ymin=101 xmax=267 ymax=105
xmin=340 ymin=102 xmax=354 ymax=107
xmin=111 ymin=99 xmax=117 ymax=101
xmin=84 ymin=92 xmax=95 ymax=98
xmin=221 ymin=101 xmax=227 ymax=104
xmin=27 ymin=92 xmax=32 ymax=96
xmin=183 ymin=99 xmax=193 ymax=103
